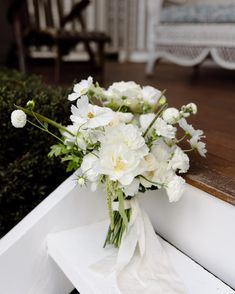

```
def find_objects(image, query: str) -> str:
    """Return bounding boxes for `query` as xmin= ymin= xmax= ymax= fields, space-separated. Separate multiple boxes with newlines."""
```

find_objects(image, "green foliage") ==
xmin=0 ymin=68 xmax=72 ymax=237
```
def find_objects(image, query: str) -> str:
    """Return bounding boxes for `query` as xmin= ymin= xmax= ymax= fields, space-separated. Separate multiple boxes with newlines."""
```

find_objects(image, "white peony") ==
xmin=11 ymin=110 xmax=27 ymax=128
xmin=168 ymin=147 xmax=189 ymax=173
xmin=162 ymin=107 xmax=180 ymax=124
xmin=68 ymin=76 xmax=93 ymax=101
xmin=97 ymin=144 xmax=146 ymax=186
xmin=70 ymin=95 xmax=114 ymax=128
xmin=166 ymin=175 xmax=186 ymax=202
xmin=142 ymin=86 xmax=162 ymax=106
xmin=102 ymin=123 xmax=148 ymax=157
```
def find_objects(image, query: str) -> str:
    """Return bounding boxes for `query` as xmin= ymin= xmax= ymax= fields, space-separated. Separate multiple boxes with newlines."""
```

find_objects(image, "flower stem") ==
xmin=143 ymin=101 xmax=168 ymax=138
xmin=15 ymin=105 xmax=74 ymax=137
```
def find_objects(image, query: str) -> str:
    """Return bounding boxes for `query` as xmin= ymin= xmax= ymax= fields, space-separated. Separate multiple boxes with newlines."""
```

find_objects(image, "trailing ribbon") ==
xmin=91 ymin=197 xmax=187 ymax=294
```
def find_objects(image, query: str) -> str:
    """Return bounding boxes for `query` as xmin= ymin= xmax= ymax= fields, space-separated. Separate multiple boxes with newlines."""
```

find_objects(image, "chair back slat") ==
xmin=32 ymin=0 xmax=40 ymax=29
xmin=43 ymin=0 xmax=54 ymax=28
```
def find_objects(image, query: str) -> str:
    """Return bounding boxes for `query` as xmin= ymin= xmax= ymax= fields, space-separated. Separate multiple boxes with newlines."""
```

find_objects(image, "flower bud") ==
xmin=11 ymin=110 xmax=27 ymax=128
xmin=162 ymin=107 xmax=180 ymax=124
xmin=26 ymin=100 xmax=35 ymax=110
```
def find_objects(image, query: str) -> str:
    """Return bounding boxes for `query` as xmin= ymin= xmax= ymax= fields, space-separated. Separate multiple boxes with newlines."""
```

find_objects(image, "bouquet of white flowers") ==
xmin=11 ymin=77 xmax=206 ymax=249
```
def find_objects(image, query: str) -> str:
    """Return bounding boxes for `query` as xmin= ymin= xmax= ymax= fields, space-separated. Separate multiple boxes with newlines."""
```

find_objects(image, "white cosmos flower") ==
xmin=11 ymin=110 xmax=27 ymax=128
xmin=97 ymin=144 xmax=146 ymax=186
xmin=168 ymin=146 xmax=189 ymax=173
xmin=179 ymin=118 xmax=204 ymax=138
xmin=162 ymin=107 xmax=180 ymax=124
xmin=70 ymin=95 xmax=114 ymax=128
xmin=142 ymin=86 xmax=162 ymax=106
xmin=166 ymin=175 xmax=185 ymax=202
xmin=189 ymin=136 xmax=207 ymax=157
xmin=68 ymin=76 xmax=93 ymax=101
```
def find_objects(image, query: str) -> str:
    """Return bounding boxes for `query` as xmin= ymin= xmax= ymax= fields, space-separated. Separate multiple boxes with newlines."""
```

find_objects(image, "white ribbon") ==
xmin=91 ymin=197 xmax=187 ymax=294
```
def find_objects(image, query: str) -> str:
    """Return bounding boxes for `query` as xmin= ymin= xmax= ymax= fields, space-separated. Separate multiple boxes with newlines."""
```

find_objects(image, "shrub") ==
xmin=0 ymin=68 xmax=72 ymax=237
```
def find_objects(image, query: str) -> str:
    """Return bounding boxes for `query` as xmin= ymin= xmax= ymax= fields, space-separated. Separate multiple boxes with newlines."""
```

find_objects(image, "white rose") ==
xmin=162 ymin=107 xmax=180 ymax=124
xmin=11 ymin=110 xmax=27 ymax=128
xmin=168 ymin=147 xmax=189 ymax=173
xmin=142 ymin=86 xmax=162 ymax=106
xmin=166 ymin=175 xmax=185 ymax=202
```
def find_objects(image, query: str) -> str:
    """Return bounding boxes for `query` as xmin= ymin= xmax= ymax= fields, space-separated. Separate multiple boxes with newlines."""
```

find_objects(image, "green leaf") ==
xmin=117 ymin=189 xmax=128 ymax=227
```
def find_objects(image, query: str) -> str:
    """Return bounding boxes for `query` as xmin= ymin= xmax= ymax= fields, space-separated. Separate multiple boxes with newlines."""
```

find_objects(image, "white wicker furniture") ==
xmin=146 ymin=0 xmax=235 ymax=75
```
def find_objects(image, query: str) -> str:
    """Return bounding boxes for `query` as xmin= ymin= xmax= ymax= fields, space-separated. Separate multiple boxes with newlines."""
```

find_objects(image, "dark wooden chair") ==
xmin=8 ymin=0 xmax=111 ymax=81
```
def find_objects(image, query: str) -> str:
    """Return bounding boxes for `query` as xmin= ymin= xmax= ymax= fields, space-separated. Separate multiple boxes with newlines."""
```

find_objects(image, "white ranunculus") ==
xmin=81 ymin=153 xmax=99 ymax=182
xmin=142 ymin=86 xmax=162 ymax=106
xmin=162 ymin=107 xmax=180 ymax=124
xmin=166 ymin=175 xmax=185 ymax=202
xmin=68 ymin=76 xmax=93 ymax=101
xmin=97 ymin=144 xmax=146 ymax=186
xmin=168 ymin=147 xmax=189 ymax=173
xmin=11 ymin=110 xmax=27 ymax=128
xmin=189 ymin=136 xmax=207 ymax=157
xmin=70 ymin=95 xmax=114 ymax=128
xmin=178 ymin=118 xmax=204 ymax=138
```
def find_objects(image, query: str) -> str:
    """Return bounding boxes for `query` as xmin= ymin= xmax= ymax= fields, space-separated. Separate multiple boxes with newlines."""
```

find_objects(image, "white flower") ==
xmin=77 ymin=176 xmax=86 ymax=186
xmin=109 ymin=112 xmax=133 ymax=127
xmin=81 ymin=153 xmax=99 ymax=182
xmin=139 ymin=113 xmax=155 ymax=132
xmin=122 ymin=178 xmax=140 ymax=196
xmin=70 ymin=95 xmax=114 ymax=128
xmin=166 ymin=175 xmax=185 ymax=202
xmin=142 ymin=86 xmax=162 ymax=106
xmin=68 ymin=76 xmax=93 ymax=101
xmin=11 ymin=110 xmax=27 ymax=128
xmin=179 ymin=118 xmax=204 ymax=138
xmin=154 ymin=118 xmax=176 ymax=139
xmin=162 ymin=107 xmax=180 ymax=124
xmin=97 ymin=144 xmax=146 ymax=186
xmin=189 ymin=136 xmax=207 ymax=157
xmin=151 ymin=139 xmax=172 ymax=163
xmin=102 ymin=124 xmax=148 ymax=157
xmin=168 ymin=147 xmax=189 ymax=173
xmin=186 ymin=103 xmax=197 ymax=114
xmin=107 ymin=81 xmax=142 ymax=101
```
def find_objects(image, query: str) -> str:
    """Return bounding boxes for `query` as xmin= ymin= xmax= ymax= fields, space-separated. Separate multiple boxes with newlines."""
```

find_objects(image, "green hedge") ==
xmin=0 ymin=68 xmax=72 ymax=237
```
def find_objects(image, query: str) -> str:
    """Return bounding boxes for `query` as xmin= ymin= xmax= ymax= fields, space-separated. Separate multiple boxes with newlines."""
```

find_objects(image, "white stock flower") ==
xmin=68 ymin=76 xmax=93 ymax=101
xmin=189 ymin=136 xmax=207 ymax=157
xmin=179 ymin=118 xmax=204 ymax=138
xmin=154 ymin=118 xmax=176 ymax=139
xmin=166 ymin=175 xmax=186 ymax=202
xmin=11 ymin=110 xmax=27 ymax=128
xmin=151 ymin=139 xmax=172 ymax=162
xmin=162 ymin=107 xmax=180 ymax=124
xmin=186 ymin=103 xmax=197 ymax=114
xmin=168 ymin=147 xmax=189 ymax=173
xmin=139 ymin=113 xmax=155 ymax=132
xmin=70 ymin=95 xmax=114 ymax=128
xmin=142 ymin=86 xmax=162 ymax=106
